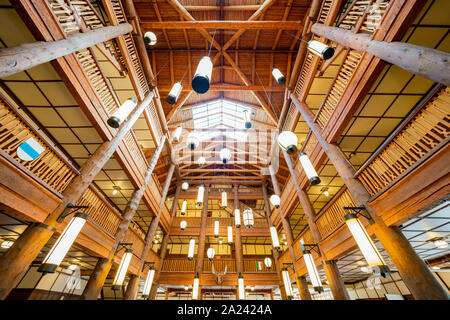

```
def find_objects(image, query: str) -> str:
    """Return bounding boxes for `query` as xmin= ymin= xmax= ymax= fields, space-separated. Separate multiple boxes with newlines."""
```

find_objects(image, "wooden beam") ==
xmin=166 ymin=91 xmax=193 ymax=122
xmin=140 ymin=20 xmax=303 ymax=30
xmin=158 ymin=84 xmax=285 ymax=92
xmin=184 ymin=5 xmax=261 ymax=11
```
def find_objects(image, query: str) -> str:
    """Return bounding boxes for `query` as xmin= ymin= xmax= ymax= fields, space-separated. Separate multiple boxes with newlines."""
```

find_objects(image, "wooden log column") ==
xmin=261 ymin=183 xmax=287 ymax=300
xmin=149 ymin=233 xmax=170 ymax=300
xmin=0 ymin=23 xmax=132 ymax=78
xmin=195 ymin=185 xmax=209 ymax=275
xmin=0 ymin=92 xmax=154 ymax=300
xmin=124 ymin=274 xmax=140 ymax=300
xmin=311 ymin=23 xmax=450 ymax=86
xmin=281 ymin=150 xmax=349 ymax=300
xmin=233 ymin=185 xmax=244 ymax=275
xmin=290 ymin=93 xmax=449 ymax=300
xmin=296 ymin=276 xmax=312 ymax=300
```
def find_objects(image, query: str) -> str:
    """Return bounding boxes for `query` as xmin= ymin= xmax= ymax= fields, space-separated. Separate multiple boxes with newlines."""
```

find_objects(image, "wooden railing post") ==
xmin=290 ymin=93 xmax=449 ymax=300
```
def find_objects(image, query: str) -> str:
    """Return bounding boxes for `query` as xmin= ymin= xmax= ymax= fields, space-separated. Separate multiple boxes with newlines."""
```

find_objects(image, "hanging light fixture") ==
xmin=167 ymin=82 xmax=183 ymax=104
xmin=112 ymin=186 xmax=120 ymax=196
xmin=192 ymin=56 xmax=213 ymax=94
xmin=207 ymin=247 xmax=215 ymax=261
xmin=299 ymin=152 xmax=321 ymax=185
xmin=272 ymin=68 xmax=286 ymax=85
xmin=264 ymin=257 xmax=272 ymax=269
xmin=269 ymin=226 xmax=280 ymax=249
xmin=219 ymin=238 xmax=223 ymax=245
xmin=180 ymin=220 xmax=187 ymax=230
xmin=307 ymin=40 xmax=335 ymax=60
xmin=302 ymin=247 xmax=323 ymax=292
xmin=243 ymin=208 xmax=254 ymax=229
xmin=1 ymin=240 xmax=13 ymax=249
xmin=142 ymin=266 xmax=155 ymax=299
xmin=234 ymin=209 xmax=241 ymax=228
xmin=243 ymin=110 xmax=251 ymax=129
xmin=322 ymin=187 xmax=329 ymax=197
xmin=188 ymin=238 xmax=195 ymax=260
xmin=112 ymin=247 xmax=133 ymax=290
xmin=433 ymin=239 xmax=448 ymax=249
xmin=173 ymin=126 xmax=183 ymax=143
xmin=238 ymin=273 xmax=245 ymax=300
xmin=187 ymin=132 xmax=200 ymax=150
xmin=184 ymin=285 xmax=189 ymax=291
xmin=192 ymin=273 xmax=200 ymax=300
xmin=282 ymin=268 xmax=294 ymax=299
xmin=144 ymin=31 xmax=157 ymax=46
xmin=214 ymin=220 xmax=220 ymax=238
xmin=344 ymin=212 xmax=390 ymax=274
xmin=181 ymin=182 xmax=189 ymax=191
xmin=221 ymin=190 xmax=227 ymax=208
xmin=227 ymin=226 xmax=233 ymax=244
xmin=219 ymin=148 xmax=231 ymax=164
xmin=181 ymin=199 xmax=187 ymax=215
xmin=107 ymin=98 xmax=137 ymax=128
xmin=38 ymin=212 xmax=88 ymax=273
xmin=197 ymin=185 xmax=205 ymax=206
xmin=198 ymin=156 xmax=206 ymax=165
xmin=278 ymin=131 xmax=298 ymax=154
xmin=270 ymin=194 xmax=280 ymax=208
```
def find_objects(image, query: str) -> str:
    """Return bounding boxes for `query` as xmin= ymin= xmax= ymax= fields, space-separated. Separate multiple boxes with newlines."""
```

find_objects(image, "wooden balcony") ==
xmin=161 ymin=258 xmax=276 ymax=274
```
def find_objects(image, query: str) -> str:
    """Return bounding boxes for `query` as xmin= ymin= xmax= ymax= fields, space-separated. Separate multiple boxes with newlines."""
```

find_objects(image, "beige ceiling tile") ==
xmin=98 ymin=61 xmax=122 ymax=78
xmin=27 ymin=107 xmax=66 ymax=127
xmin=357 ymin=137 xmax=385 ymax=152
xmin=61 ymin=144 xmax=89 ymax=159
xmin=345 ymin=118 xmax=378 ymax=136
xmin=375 ymin=66 xmax=412 ymax=93
xmin=110 ymin=77 xmax=134 ymax=90
xmin=305 ymin=94 xmax=325 ymax=109
xmin=27 ymin=63 xmax=60 ymax=81
xmin=329 ymin=176 xmax=344 ymax=186
xmin=321 ymin=65 xmax=340 ymax=78
xmin=294 ymin=121 xmax=310 ymax=133
xmin=134 ymin=129 xmax=152 ymax=141
xmin=2 ymin=71 xmax=30 ymax=81
xmin=139 ymin=140 xmax=155 ymax=149
xmin=384 ymin=95 xmax=422 ymax=117
xmin=5 ymin=82 xmax=50 ymax=106
xmin=0 ymin=8 xmax=35 ymax=46
xmin=407 ymin=27 xmax=447 ymax=48
xmin=359 ymin=95 xmax=396 ymax=117
xmin=36 ymin=82 xmax=77 ymax=106
xmin=309 ymin=78 xmax=334 ymax=94
xmin=115 ymin=181 xmax=134 ymax=190
xmin=133 ymin=118 xmax=149 ymax=130
xmin=420 ymin=0 xmax=450 ymax=25
xmin=105 ymin=170 xmax=129 ymax=180
xmin=56 ymin=107 xmax=92 ymax=127
xmin=403 ymin=75 xmax=434 ymax=94
xmin=369 ymin=118 xmax=402 ymax=136
xmin=320 ymin=164 xmax=337 ymax=176
xmin=46 ymin=127 xmax=79 ymax=143
xmin=339 ymin=136 xmax=364 ymax=151
xmin=368 ymin=65 xmax=389 ymax=93
xmin=72 ymin=127 xmax=103 ymax=143
xmin=437 ymin=33 xmax=450 ymax=52
xmin=349 ymin=152 xmax=371 ymax=166
xmin=115 ymin=90 xmax=137 ymax=105
xmin=85 ymin=144 xmax=101 ymax=154
xmin=75 ymin=158 xmax=86 ymax=167
xmin=93 ymin=171 xmax=109 ymax=181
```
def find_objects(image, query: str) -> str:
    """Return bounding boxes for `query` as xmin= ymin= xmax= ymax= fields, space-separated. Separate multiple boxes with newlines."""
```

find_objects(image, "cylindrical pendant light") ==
xmin=192 ymin=56 xmax=213 ymax=94
xmin=221 ymin=191 xmax=227 ymax=208
xmin=38 ymin=212 xmax=88 ymax=273
xmin=181 ymin=199 xmax=187 ymax=215
xmin=243 ymin=208 xmax=254 ymax=229
xmin=197 ymin=185 xmax=205 ymax=206
xmin=107 ymin=98 xmax=137 ymax=128
xmin=264 ymin=257 xmax=272 ymax=269
xmin=192 ymin=274 xmax=200 ymax=300
xmin=238 ymin=273 xmax=245 ymax=300
xmin=278 ymin=131 xmax=298 ymax=154
xmin=214 ymin=220 xmax=220 ymax=238
xmin=307 ymin=40 xmax=335 ymax=60
xmin=234 ymin=209 xmax=241 ymax=228
xmin=188 ymin=238 xmax=195 ymax=260
xmin=282 ymin=268 xmax=294 ymax=299
xmin=144 ymin=31 xmax=157 ymax=46
xmin=207 ymin=247 xmax=215 ymax=261
xmin=299 ymin=152 xmax=321 ymax=185
xmin=112 ymin=248 xmax=133 ymax=290
xmin=303 ymin=249 xmax=323 ymax=292
xmin=227 ymin=226 xmax=233 ymax=244
xmin=270 ymin=194 xmax=280 ymax=208
xmin=219 ymin=148 xmax=231 ymax=164
xmin=173 ymin=126 xmax=183 ymax=143
xmin=243 ymin=110 xmax=251 ymax=129
xmin=181 ymin=181 xmax=189 ymax=191
xmin=187 ymin=132 xmax=200 ymax=150
xmin=167 ymin=82 xmax=183 ymax=104
xmin=272 ymin=68 xmax=286 ymax=85
xmin=344 ymin=213 xmax=390 ymax=274
xmin=180 ymin=220 xmax=187 ymax=230
xmin=142 ymin=267 xmax=155 ymax=298
xmin=198 ymin=156 xmax=206 ymax=165
xmin=269 ymin=226 xmax=280 ymax=249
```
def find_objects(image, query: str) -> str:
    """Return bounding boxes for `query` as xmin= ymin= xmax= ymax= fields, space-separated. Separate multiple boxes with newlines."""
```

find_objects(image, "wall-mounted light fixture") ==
xmin=197 ymin=185 xmax=205 ymax=206
xmin=141 ymin=262 xmax=155 ymax=299
xmin=270 ymin=226 xmax=280 ymax=249
xmin=243 ymin=208 xmax=254 ymax=228
xmin=234 ymin=209 xmax=241 ymax=228
xmin=299 ymin=152 xmax=321 ymax=185
xmin=181 ymin=199 xmax=187 ymax=215
xmin=112 ymin=243 xmax=134 ymax=290
xmin=281 ymin=265 xmax=294 ymax=299
xmin=227 ymin=226 xmax=233 ymax=244
xmin=301 ymin=243 xmax=323 ymax=293
xmin=238 ymin=273 xmax=245 ymax=300
xmin=188 ymin=238 xmax=195 ymax=261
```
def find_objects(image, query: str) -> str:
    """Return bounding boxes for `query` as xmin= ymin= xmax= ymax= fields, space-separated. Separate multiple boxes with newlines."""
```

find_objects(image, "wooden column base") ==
xmin=296 ymin=276 xmax=312 ymax=300
xmin=124 ymin=274 xmax=140 ymax=300
xmin=322 ymin=260 xmax=350 ymax=300
xmin=81 ymin=257 xmax=113 ymax=300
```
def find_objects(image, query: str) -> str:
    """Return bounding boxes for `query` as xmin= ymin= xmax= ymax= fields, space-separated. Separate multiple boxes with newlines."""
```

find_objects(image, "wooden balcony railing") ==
xmin=243 ymin=259 xmax=275 ymax=273
xmin=162 ymin=258 xmax=196 ymax=272
xmin=203 ymin=259 xmax=236 ymax=273
xmin=337 ymin=0 xmax=390 ymax=34
xmin=0 ymin=93 xmax=78 ymax=194
xmin=356 ymin=86 xmax=450 ymax=197
xmin=123 ymin=226 xmax=146 ymax=257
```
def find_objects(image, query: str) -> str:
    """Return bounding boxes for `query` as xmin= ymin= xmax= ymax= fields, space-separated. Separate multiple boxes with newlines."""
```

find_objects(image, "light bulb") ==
xmin=180 ymin=220 xmax=187 ymax=230
xmin=167 ymin=82 xmax=183 ymax=104
xmin=144 ymin=31 xmax=157 ymax=46
xmin=107 ymin=98 xmax=137 ymax=128
xmin=278 ymin=131 xmax=298 ymax=154
xmin=270 ymin=194 xmax=280 ymax=208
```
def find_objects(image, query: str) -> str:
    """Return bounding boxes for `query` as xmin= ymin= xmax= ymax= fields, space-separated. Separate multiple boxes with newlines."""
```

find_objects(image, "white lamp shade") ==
xmin=272 ymin=68 xmax=286 ymax=85
xmin=303 ymin=250 xmax=323 ymax=292
xmin=307 ymin=40 xmax=335 ymax=60
xmin=270 ymin=226 xmax=280 ymax=248
xmin=112 ymin=248 xmax=133 ymax=289
xmin=187 ymin=132 xmax=200 ymax=150
xmin=234 ymin=209 xmax=241 ymax=228
xmin=181 ymin=199 xmax=187 ymax=215
xmin=243 ymin=110 xmax=251 ymax=129
xmin=214 ymin=220 xmax=219 ymax=238
xmin=1 ymin=240 xmax=13 ymax=249
xmin=264 ymin=257 xmax=272 ymax=269
xmin=278 ymin=131 xmax=298 ymax=154
xmin=270 ymin=194 xmax=281 ymax=208
xmin=227 ymin=226 xmax=233 ymax=244
xmin=243 ymin=208 xmax=254 ymax=228
xmin=180 ymin=220 xmax=187 ymax=230
xmin=142 ymin=267 xmax=155 ymax=298
xmin=192 ymin=56 xmax=213 ymax=94
xmin=219 ymin=148 xmax=231 ymax=163
xmin=238 ymin=276 xmax=245 ymax=300
xmin=197 ymin=185 xmax=204 ymax=206
xmin=299 ymin=152 xmax=321 ymax=185
xmin=173 ymin=126 xmax=183 ymax=142
xmin=167 ymin=82 xmax=183 ymax=104
xmin=282 ymin=269 xmax=293 ymax=298
xmin=198 ymin=156 xmax=206 ymax=165
xmin=107 ymin=98 xmax=137 ymax=128
xmin=38 ymin=212 xmax=88 ymax=273
xmin=144 ymin=31 xmax=157 ymax=45
xmin=434 ymin=239 xmax=448 ymax=248
xmin=221 ymin=191 xmax=227 ymax=208
xmin=188 ymin=238 xmax=195 ymax=260
xmin=207 ymin=247 xmax=215 ymax=260
xmin=192 ymin=277 xmax=200 ymax=300
xmin=181 ymin=182 xmax=189 ymax=191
